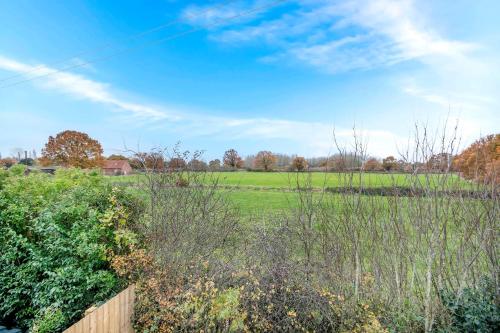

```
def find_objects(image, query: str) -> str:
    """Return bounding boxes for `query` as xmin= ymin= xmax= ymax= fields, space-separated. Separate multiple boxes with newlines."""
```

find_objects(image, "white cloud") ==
xmin=183 ymin=0 xmax=476 ymax=73
xmin=336 ymin=0 xmax=475 ymax=60
xmin=0 ymin=54 xmax=402 ymax=157
xmin=0 ymin=55 xmax=176 ymax=121
xmin=403 ymin=86 xmax=481 ymax=111
xmin=178 ymin=0 xmax=498 ymax=146
xmin=161 ymin=113 xmax=403 ymax=157
xmin=401 ymin=83 xmax=498 ymax=143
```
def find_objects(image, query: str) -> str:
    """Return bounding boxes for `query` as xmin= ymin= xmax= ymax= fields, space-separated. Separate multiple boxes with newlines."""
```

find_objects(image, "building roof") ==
xmin=103 ymin=160 xmax=130 ymax=169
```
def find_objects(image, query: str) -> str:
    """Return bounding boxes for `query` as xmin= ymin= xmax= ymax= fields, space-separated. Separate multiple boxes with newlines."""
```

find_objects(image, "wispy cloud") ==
xmin=0 ymin=55 xmax=176 ymax=121
xmin=181 ymin=0 xmax=274 ymax=28
xmin=182 ymin=0 xmax=476 ymax=73
xmin=180 ymin=0 xmax=499 ymax=143
xmin=0 ymin=54 xmax=402 ymax=157
xmin=158 ymin=113 xmax=402 ymax=157
xmin=403 ymin=86 xmax=476 ymax=110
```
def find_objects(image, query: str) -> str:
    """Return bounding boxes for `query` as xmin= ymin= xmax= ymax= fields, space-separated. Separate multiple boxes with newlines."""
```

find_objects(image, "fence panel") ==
xmin=64 ymin=285 xmax=135 ymax=333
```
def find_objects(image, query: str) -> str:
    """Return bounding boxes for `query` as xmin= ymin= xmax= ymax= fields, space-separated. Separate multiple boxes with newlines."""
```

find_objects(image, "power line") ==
xmin=0 ymin=0 xmax=238 ymax=84
xmin=0 ymin=0 xmax=288 ymax=89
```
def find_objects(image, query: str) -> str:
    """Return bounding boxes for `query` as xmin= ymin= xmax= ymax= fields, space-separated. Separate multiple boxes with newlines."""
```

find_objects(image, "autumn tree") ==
xmin=0 ymin=158 xmax=17 ymax=168
xmin=108 ymin=154 xmax=128 ymax=160
xmin=41 ymin=130 xmax=103 ymax=168
xmin=223 ymin=149 xmax=243 ymax=169
xmin=363 ymin=158 xmax=382 ymax=171
xmin=453 ymin=133 xmax=499 ymax=183
xmin=188 ymin=159 xmax=207 ymax=171
xmin=129 ymin=156 xmax=143 ymax=170
xmin=208 ymin=159 xmax=221 ymax=171
xmin=168 ymin=157 xmax=186 ymax=170
xmin=321 ymin=154 xmax=363 ymax=171
xmin=128 ymin=152 xmax=165 ymax=170
xmin=291 ymin=156 xmax=308 ymax=171
xmin=254 ymin=151 xmax=277 ymax=171
xmin=382 ymin=156 xmax=399 ymax=171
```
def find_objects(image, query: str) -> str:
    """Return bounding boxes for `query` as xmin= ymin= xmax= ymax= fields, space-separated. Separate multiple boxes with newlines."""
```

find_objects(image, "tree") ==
xmin=41 ymin=130 xmax=103 ymax=168
xmin=223 ymin=149 xmax=243 ymax=169
xmin=244 ymin=155 xmax=255 ymax=169
xmin=275 ymin=154 xmax=295 ymax=168
xmin=426 ymin=153 xmax=453 ymax=172
xmin=208 ymin=159 xmax=221 ymax=171
xmin=382 ymin=156 xmax=398 ymax=171
xmin=254 ymin=151 xmax=277 ymax=171
xmin=188 ymin=159 xmax=207 ymax=171
xmin=453 ymin=134 xmax=499 ymax=184
xmin=291 ymin=156 xmax=308 ymax=171
xmin=108 ymin=154 xmax=128 ymax=160
xmin=19 ymin=158 xmax=35 ymax=166
xmin=0 ymin=158 xmax=17 ymax=168
xmin=168 ymin=157 xmax=186 ymax=170
xmin=330 ymin=155 xmax=346 ymax=171
xmin=129 ymin=157 xmax=143 ymax=170
xmin=131 ymin=152 xmax=165 ymax=170
xmin=363 ymin=158 xmax=382 ymax=171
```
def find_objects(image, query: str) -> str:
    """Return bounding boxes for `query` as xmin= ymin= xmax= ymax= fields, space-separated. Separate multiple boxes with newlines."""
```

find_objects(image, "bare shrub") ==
xmin=281 ymin=124 xmax=500 ymax=332
xmin=120 ymin=125 xmax=498 ymax=332
xmin=130 ymin=146 xmax=240 ymax=272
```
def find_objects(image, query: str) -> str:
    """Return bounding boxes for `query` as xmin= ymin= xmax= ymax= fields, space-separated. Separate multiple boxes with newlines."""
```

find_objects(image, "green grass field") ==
xmin=113 ymin=171 xmax=467 ymax=189
xmin=224 ymin=189 xmax=301 ymax=215
xmin=114 ymin=171 xmax=471 ymax=214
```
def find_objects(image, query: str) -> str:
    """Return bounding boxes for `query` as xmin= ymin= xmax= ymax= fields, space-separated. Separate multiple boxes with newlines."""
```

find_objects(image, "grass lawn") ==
xmin=111 ymin=171 xmax=468 ymax=190
xmin=223 ymin=189 xmax=301 ymax=215
xmin=114 ymin=171 xmax=475 ymax=216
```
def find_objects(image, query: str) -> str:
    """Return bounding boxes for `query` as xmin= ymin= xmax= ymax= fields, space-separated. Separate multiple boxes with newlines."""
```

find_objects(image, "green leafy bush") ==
xmin=31 ymin=306 xmax=66 ymax=333
xmin=7 ymin=163 xmax=26 ymax=176
xmin=440 ymin=278 xmax=500 ymax=332
xmin=0 ymin=169 xmax=140 ymax=331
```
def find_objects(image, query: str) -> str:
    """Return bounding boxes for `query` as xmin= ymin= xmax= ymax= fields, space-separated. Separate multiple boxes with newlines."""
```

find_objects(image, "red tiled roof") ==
xmin=103 ymin=160 xmax=130 ymax=169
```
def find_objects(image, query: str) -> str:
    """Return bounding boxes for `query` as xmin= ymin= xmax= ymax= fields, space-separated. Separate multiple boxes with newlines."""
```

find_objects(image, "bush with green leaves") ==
xmin=0 ymin=169 xmax=140 ymax=331
xmin=439 ymin=278 xmax=499 ymax=332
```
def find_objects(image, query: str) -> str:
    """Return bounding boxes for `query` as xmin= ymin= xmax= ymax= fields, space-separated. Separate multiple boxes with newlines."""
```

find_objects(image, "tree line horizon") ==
xmin=0 ymin=129 xmax=498 ymax=183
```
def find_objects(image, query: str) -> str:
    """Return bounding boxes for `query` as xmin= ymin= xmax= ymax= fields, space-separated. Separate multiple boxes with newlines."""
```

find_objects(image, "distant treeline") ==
xmin=1 ymin=131 xmax=498 ymax=184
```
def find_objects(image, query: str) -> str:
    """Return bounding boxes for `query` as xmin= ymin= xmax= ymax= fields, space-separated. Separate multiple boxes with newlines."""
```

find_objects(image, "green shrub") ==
xmin=0 ymin=169 xmax=7 ymax=189
xmin=0 ymin=169 xmax=140 ymax=331
xmin=31 ymin=306 xmax=66 ymax=333
xmin=440 ymin=278 xmax=499 ymax=332
xmin=8 ymin=163 xmax=26 ymax=176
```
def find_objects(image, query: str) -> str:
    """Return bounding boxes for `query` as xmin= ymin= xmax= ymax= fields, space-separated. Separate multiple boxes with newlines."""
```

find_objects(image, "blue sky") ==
xmin=0 ymin=0 xmax=499 ymax=159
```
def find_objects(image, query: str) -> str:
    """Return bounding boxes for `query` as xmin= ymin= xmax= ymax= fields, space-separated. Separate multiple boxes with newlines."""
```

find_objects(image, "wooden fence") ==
xmin=64 ymin=285 xmax=135 ymax=333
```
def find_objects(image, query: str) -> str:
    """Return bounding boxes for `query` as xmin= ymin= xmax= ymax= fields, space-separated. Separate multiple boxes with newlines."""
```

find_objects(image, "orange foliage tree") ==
xmin=223 ymin=149 xmax=243 ymax=169
xmin=168 ymin=157 xmax=187 ymax=170
xmin=0 ymin=158 xmax=17 ymax=168
xmin=254 ymin=151 xmax=277 ymax=171
xmin=291 ymin=156 xmax=308 ymax=171
xmin=363 ymin=158 xmax=383 ymax=171
xmin=453 ymin=134 xmax=499 ymax=184
xmin=40 ymin=130 xmax=104 ymax=168
xmin=107 ymin=154 xmax=128 ymax=160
